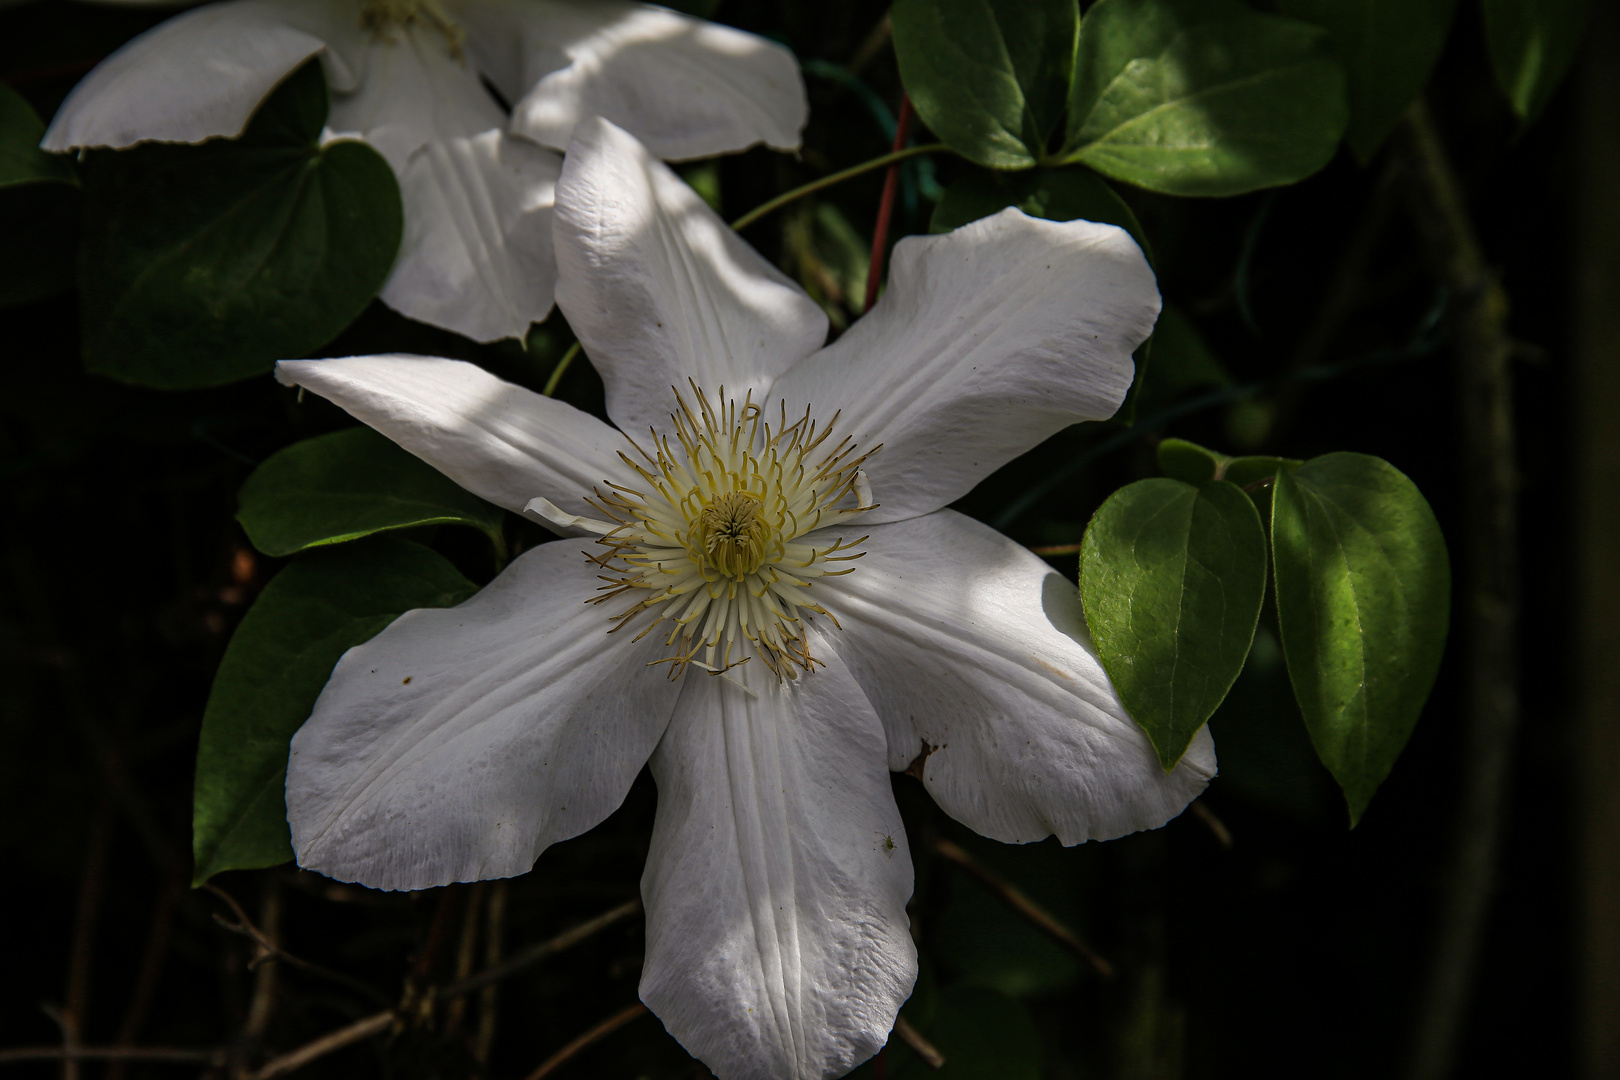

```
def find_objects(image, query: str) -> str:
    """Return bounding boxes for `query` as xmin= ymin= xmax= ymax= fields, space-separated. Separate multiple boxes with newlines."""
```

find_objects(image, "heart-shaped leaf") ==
xmin=1080 ymin=476 xmax=1268 ymax=769
xmin=1271 ymin=452 xmax=1450 ymax=825
xmin=893 ymin=0 xmax=1080 ymax=168
xmin=1064 ymin=0 xmax=1348 ymax=196
xmin=237 ymin=426 xmax=506 ymax=558
xmin=191 ymin=537 xmax=476 ymax=884
xmin=80 ymin=59 xmax=402 ymax=389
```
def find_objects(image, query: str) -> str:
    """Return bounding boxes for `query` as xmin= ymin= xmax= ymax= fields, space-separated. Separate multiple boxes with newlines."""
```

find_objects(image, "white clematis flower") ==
xmin=42 ymin=0 xmax=806 ymax=343
xmin=275 ymin=118 xmax=1216 ymax=1079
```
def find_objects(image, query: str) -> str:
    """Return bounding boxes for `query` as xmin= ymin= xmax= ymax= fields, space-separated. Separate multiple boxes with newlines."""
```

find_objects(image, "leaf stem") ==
xmin=864 ymin=94 xmax=915 ymax=312
xmin=729 ymin=143 xmax=953 ymax=233
xmin=542 ymin=341 xmax=581 ymax=397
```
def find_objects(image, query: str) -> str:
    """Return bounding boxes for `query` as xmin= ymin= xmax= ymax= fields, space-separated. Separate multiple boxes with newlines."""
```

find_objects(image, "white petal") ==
xmin=288 ymin=540 xmax=681 ymax=891
xmin=41 ymin=0 xmax=351 ymax=150
xmin=814 ymin=510 xmax=1214 ymax=845
xmin=458 ymin=0 xmax=806 ymax=158
xmin=378 ymin=131 xmax=561 ymax=343
xmin=770 ymin=209 xmax=1158 ymax=525
xmin=325 ymin=20 xmax=506 ymax=168
xmin=553 ymin=117 xmax=826 ymax=433
xmin=640 ymin=648 xmax=916 ymax=1080
xmin=275 ymin=355 xmax=625 ymax=523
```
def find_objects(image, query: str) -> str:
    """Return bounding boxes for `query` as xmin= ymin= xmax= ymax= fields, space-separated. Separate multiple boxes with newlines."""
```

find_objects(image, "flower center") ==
xmin=533 ymin=387 xmax=876 ymax=681
xmin=360 ymin=0 xmax=465 ymax=55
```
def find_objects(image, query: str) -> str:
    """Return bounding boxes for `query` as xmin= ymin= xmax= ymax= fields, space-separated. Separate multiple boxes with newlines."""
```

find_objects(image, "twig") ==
xmin=443 ymin=898 xmax=642 ymax=999
xmin=543 ymin=342 xmax=582 ymax=397
xmin=242 ymin=880 xmax=283 ymax=1052
xmin=204 ymin=884 xmax=390 ymax=1007
xmin=931 ymin=837 xmax=1114 ymax=978
xmin=249 ymin=1012 xmax=394 ymax=1080
xmin=108 ymin=880 xmax=180 ymax=1080
xmin=474 ymin=882 xmax=507 ymax=1065
xmin=0 ymin=1047 xmax=226 ymax=1067
xmin=63 ymin=797 xmax=114 ymax=1080
xmin=847 ymin=11 xmax=893 ymax=76
xmin=730 ymin=144 xmax=950 ymax=233
xmin=244 ymin=898 xmax=641 ymax=1080
xmin=864 ymin=94 xmax=914 ymax=313
xmin=522 ymin=1003 xmax=649 ymax=1080
xmin=1394 ymin=99 xmax=1520 ymax=1080
xmin=444 ymin=881 xmax=486 ymax=1033
xmin=894 ymin=1016 xmax=946 ymax=1069
xmin=1028 ymin=541 xmax=1084 ymax=556
xmin=1189 ymin=801 xmax=1234 ymax=850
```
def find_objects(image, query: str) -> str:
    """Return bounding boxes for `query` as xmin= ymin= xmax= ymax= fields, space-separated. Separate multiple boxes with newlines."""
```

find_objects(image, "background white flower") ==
xmin=42 ymin=0 xmax=807 ymax=343
xmin=273 ymin=119 xmax=1215 ymax=1080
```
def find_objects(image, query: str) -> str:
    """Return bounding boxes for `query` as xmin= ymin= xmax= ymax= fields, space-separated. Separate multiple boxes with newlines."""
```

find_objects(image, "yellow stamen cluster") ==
xmin=587 ymin=386 xmax=875 ymax=680
xmin=360 ymin=0 xmax=465 ymax=56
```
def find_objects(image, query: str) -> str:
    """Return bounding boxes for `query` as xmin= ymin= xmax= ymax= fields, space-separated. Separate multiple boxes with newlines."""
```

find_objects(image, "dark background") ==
xmin=0 ymin=1 xmax=1589 ymax=1077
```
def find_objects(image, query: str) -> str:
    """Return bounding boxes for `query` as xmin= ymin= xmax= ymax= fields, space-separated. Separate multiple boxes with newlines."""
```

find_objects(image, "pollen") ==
xmin=539 ymin=385 xmax=876 ymax=681
xmin=360 ymin=0 xmax=465 ymax=56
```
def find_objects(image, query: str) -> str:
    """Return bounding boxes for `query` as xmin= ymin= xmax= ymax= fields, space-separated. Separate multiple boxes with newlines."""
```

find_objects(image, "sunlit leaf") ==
xmin=237 ymin=426 xmax=506 ymax=558
xmin=894 ymin=0 xmax=1080 ymax=168
xmin=1081 ymin=477 xmax=1268 ymax=769
xmin=1064 ymin=0 xmax=1347 ymax=196
xmin=191 ymin=538 xmax=476 ymax=884
xmin=1271 ymin=453 xmax=1450 ymax=825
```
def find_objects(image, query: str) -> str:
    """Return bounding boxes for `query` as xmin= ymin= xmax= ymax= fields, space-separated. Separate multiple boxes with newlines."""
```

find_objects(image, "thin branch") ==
xmin=729 ymin=144 xmax=952 ymax=233
xmin=108 ymin=880 xmax=180 ymax=1080
xmin=62 ymin=797 xmax=114 ymax=1080
xmin=474 ymin=882 xmax=507 ymax=1065
xmin=931 ymin=837 xmax=1114 ymax=978
xmin=521 ymin=1003 xmax=649 ymax=1080
xmin=249 ymin=1013 xmax=394 ymax=1080
xmin=1394 ymin=98 xmax=1521 ymax=1080
xmin=894 ymin=1016 xmax=946 ymax=1069
xmin=1189 ymin=801 xmax=1234 ymax=850
xmin=204 ymin=884 xmax=390 ymax=1008
xmin=443 ymin=898 xmax=642 ymax=1000
xmin=0 ymin=1047 xmax=225 ymax=1067
xmin=243 ymin=898 xmax=641 ymax=1080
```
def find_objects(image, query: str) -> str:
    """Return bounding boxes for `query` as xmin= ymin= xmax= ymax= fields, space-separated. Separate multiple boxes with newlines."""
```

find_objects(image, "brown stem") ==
xmin=444 ymin=882 xmax=486 ymax=1034
xmin=931 ymin=837 xmax=1114 ymax=978
xmin=204 ymin=884 xmax=389 ymax=1007
xmin=108 ymin=880 xmax=180 ymax=1080
xmin=242 ymin=880 xmax=283 ymax=1052
xmin=521 ymin=1003 xmax=648 ymax=1080
xmin=249 ymin=1013 xmax=395 ymax=1080
xmin=473 ymin=883 xmax=507 ymax=1065
xmin=894 ymin=1016 xmax=946 ymax=1069
xmin=0 ymin=1046 xmax=226 ymax=1066
xmin=864 ymin=95 xmax=915 ymax=314
xmin=1394 ymin=99 xmax=1520 ymax=1080
xmin=62 ymin=797 xmax=114 ymax=1080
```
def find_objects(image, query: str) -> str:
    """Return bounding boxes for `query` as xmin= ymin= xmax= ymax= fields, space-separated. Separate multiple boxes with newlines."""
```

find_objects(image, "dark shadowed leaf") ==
xmin=1064 ymin=0 xmax=1347 ymax=196
xmin=1080 ymin=477 xmax=1267 ymax=769
xmin=1481 ymin=0 xmax=1588 ymax=123
xmin=893 ymin=0 xmax=1080 ymax=168
xmin=79 ymin=59 xmax=402 ymax=389
xmin=928 ymin=163 xmax=1151 ymax=261
xmin=1271 ymin=453 xmax=1450 ymax=825
xmin=1156 ymin=437 xmax=1222 ymax=484
xmin=237 ymin=426 xmax=506 ymax=557
xmin=0 ymin=83 xmax=77 ymax=189
xmin=1278 ymin=0 xmax=1458 ymax=161
xmin=0 ymin=84 xmax=79 ymax=306
xmin=191 ymin=537 xmax=476 ymax=884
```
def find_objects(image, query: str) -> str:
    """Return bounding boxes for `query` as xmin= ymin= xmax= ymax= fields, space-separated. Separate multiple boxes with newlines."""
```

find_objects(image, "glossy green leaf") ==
xmin=237 ymin=427 xmax=506 ymax=558
xmin=928 ymin=163 xmax=1151 ymax=262
xmin=0 ymin=83 xmax=77 ymax=190
xmin=1482 ymin=0 xmax=1588 ymax=123
xmin=191 ymin=537 xmax=476 ymax=884
xmin=1064 ymin=0 xmax=1348 ymax=196
xmin=893 ymin=0 xmax=1080 ymax=168
xmin=1222 ymin=453 xmax=1300 ymax=519
xmin=1271 ymin=453 xmax=1450 ymax=825
xmin=1080 ymin=477 xmax=1268 ymax=769
xmin=1157 ymin=437 xmax=1223 ymax=484
xmin=79 ymin=59 xmax=402 ymax=389
xmin=1278 ymin=0 xmax=1457 ymax=161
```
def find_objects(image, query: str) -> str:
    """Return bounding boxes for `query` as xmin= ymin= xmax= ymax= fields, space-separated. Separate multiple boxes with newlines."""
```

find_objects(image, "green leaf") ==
xmin=1222 ymin=453 xmax=1300 ymax=519
xmin=79 ymin=59 xmax=403 ymax=389
xmin=1271 ymin=453 xmax=1450 ymax=825
xmin=1080 ymin=477 xmax=1268 ymax=769
xmin=928 ymin=163 xmax=1152 ymax=262
xmin=0 ymin=84 xmax=77 ymax=190
xmin=191 ymin=537 xmax=476 ymax=884
xmin=893 ymin=0 xmax=1080 ymax=168
xmin=237 ymin=427 xmax=506 ymax=558
xmin=1064 ymin=0 xmax=1348 ymax=196
xmin=1278 ymin=0 xmax=1458 ymax=161
xmin=1157 ymin=437 xmax=1223 ymax=483
xmin=1482 ymin=0 xmax=1588 ymax=123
